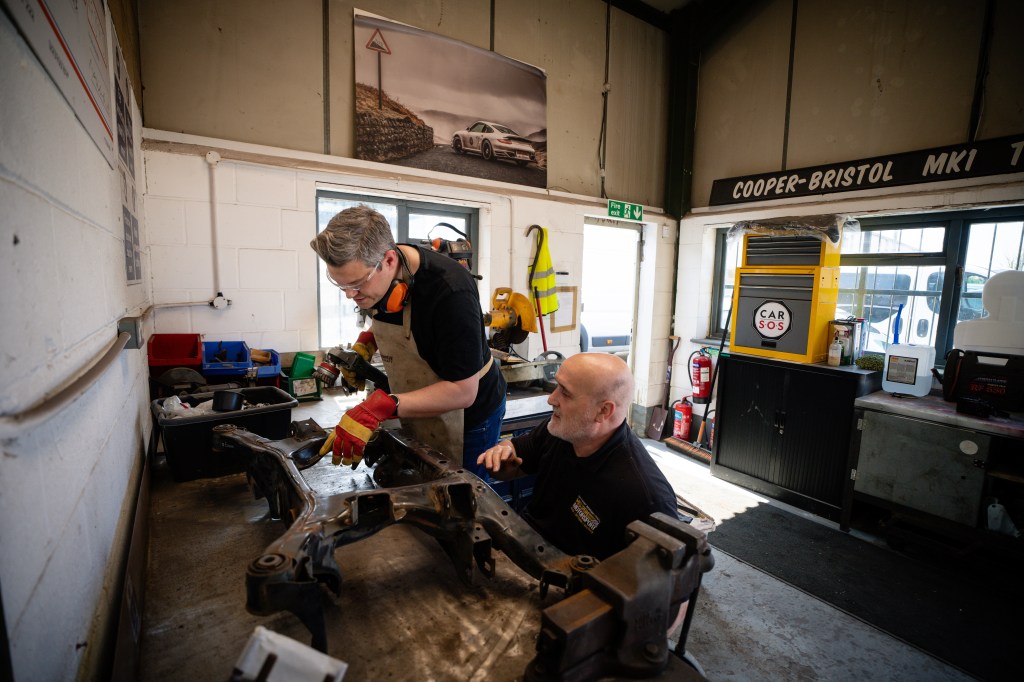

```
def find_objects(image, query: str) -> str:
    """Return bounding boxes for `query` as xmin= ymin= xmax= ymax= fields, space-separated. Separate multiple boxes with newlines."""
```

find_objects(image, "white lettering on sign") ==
xmin=808 ymin=161 xmax=893 ymax=191
xmin=753 ymin=301 xmax=793 ymax=340
xmin=921 ymin=147 xmax=979 ymax=177
xmin=1010 ymin=141 xmax=1024 ymax=167
xmin=731 ymin=161 xmax=900 ymax=200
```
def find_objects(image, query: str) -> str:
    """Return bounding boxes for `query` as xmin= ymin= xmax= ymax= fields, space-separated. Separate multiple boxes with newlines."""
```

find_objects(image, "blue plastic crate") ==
xmin=253 ymin=349 xmax=281 ymax=378
xmin=202 ymin=341 xmax=252 ymax=376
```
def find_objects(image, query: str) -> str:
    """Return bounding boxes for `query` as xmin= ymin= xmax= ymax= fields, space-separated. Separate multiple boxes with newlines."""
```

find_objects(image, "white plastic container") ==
xmin=882 ymin=343 xmax=936 ymax=396
xmin=827 ymin=338 xmax=843 ymax=366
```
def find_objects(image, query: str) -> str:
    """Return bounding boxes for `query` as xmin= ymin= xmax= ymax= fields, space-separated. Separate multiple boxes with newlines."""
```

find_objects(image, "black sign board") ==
xmin=709 ymin=134 xmax=1024 ymax=206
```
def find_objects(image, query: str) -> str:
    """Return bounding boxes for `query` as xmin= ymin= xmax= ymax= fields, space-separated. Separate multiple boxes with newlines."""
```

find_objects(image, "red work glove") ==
xmin=341 ymin=330 xmax=377 ymax=391
xmin=333 ymin=389 xmax=397 ymax=468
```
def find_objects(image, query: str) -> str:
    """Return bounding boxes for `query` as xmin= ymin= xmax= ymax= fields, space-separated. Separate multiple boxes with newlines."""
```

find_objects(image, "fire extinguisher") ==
xmin=689 ymin=350 xmax=713 ymax=405
xmin=671 ymin=397 xmax=692 ymax=441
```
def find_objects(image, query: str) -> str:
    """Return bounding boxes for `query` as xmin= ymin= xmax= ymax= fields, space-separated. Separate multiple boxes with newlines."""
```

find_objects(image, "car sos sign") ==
xmin=753 ymin=300 xmax=791 ymax=339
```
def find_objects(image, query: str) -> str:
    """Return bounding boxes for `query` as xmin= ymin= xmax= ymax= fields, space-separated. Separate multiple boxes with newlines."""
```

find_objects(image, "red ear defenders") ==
xmin=377 ymin=247 xmax=413 ymax=313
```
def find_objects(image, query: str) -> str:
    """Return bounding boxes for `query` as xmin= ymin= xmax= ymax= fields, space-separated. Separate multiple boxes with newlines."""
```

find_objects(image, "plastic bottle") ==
xmin=988 ymin=501 xmax=1021 ymax=538
xmin=828 ymin=334 xmax=843 ymax=367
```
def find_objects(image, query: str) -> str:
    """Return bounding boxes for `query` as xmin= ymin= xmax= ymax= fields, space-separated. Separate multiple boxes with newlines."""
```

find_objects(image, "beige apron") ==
xmin=372 ymin=299 xmax=466 ymax=460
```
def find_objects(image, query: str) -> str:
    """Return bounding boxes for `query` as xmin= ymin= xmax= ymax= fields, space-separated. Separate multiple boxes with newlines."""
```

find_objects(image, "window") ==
xmin=315 ymin=191 xmax=479 ymax=348
xmin=839 ymin=211 xmax=1023 ymax=358
xmin=709 ymin=228 xmax=741 ymax=336
xmin=711 ymin=208 xmax=1024 ymax=359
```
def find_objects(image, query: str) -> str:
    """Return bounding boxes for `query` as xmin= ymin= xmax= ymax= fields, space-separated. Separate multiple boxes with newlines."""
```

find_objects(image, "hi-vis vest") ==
xmin=529 ymin=226 xmax=559 ymax=315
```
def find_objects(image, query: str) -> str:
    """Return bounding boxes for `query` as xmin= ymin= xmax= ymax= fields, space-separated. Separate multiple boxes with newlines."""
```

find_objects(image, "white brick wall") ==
xmin=0 ymin=12 xmax=152 ymax=681
xmin=142 ymin=132 xmax=682 ymax=407
xmin=142 ymin=134 xmax=679 ymax=409
xmin=144 ymin=151 xmax=313 ymax=349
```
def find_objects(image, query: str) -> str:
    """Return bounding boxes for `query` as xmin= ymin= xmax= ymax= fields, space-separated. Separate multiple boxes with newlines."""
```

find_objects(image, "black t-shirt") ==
xmin=512 ymin=420 xmax=678 ymax=560
xmin=373 ymin=245 xmax=505 ymax=427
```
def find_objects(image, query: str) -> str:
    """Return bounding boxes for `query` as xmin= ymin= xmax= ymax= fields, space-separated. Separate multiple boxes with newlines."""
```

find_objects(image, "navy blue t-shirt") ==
xmin=512 ymin=420 xmax=678 ymax=559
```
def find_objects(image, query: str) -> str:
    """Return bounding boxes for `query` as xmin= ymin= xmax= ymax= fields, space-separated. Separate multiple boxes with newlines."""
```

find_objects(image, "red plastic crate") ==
xmin=148 ymin=333 xmax=203 ymax=379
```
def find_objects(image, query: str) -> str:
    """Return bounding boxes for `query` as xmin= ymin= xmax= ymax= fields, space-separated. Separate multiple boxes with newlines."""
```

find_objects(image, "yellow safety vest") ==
xmin=530 ymin=227 xmax=559 ymax=315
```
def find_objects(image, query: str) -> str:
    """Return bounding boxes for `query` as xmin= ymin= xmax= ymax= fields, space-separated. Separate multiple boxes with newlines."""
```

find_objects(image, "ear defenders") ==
xmin=379 ymin=280 xmax=410 ymax=313
xmin=377 ymin=247 xmax=414 ymax=313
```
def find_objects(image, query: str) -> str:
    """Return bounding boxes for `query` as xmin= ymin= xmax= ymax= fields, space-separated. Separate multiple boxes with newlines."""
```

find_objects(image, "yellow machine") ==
xmin=483 ymin=287 xmax=537 ymax=352
xmin=728 ymin=233 xmax=841 ymax=364
xmin=739 ymin=232 xmax=841 ymax=268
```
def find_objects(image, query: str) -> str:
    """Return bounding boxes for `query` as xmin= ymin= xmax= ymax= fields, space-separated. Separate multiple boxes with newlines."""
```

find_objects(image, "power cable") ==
xmin=598 ymin=0 xmax=611 ymax=198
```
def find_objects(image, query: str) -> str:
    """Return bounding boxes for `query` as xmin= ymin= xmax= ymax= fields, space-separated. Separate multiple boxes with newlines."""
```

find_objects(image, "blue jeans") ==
xmin=462 ymin=399 xmax=506 ymax=481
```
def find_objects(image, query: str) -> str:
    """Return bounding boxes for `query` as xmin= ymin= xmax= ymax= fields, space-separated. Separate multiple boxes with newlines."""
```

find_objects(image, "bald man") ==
xmin=477 ymin=352 xmax=678 ymax=560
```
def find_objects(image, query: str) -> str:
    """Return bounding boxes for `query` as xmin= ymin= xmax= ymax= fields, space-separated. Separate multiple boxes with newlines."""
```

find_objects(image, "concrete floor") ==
xmin=141 ymin=390 xmax=974 ymax=681
xmin=646 ymin=446 xmax=973 ymax=682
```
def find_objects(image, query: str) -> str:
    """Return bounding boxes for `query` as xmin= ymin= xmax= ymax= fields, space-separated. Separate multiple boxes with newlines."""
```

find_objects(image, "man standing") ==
xmin=477 ymin=352 xmax=677 ymax=559
xmin=310 ymin=205 xmax=505 ymax=475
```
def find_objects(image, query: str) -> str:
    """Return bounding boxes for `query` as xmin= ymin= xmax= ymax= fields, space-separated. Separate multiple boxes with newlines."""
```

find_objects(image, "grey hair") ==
xmin=309 ymin=205 xmax=396 ymax=267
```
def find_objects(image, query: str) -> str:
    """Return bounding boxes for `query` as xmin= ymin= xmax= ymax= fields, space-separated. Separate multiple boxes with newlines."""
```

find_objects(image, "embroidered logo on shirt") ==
xmin=571 ymin=496 xmax=600 ymax=534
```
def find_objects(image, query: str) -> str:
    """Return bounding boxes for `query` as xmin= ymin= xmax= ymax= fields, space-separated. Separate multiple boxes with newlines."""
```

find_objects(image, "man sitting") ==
xmin=476 ymin=352 xmax=678 ymax=560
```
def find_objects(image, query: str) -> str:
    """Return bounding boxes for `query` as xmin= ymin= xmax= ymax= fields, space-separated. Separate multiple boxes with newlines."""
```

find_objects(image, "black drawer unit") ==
xmin=710 ymin=354 xmax=880 ymax=522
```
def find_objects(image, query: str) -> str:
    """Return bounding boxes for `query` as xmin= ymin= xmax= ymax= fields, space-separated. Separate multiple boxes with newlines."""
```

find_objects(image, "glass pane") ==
xmin=841 ymin=226 xmax=945 ymax=255
xmin=838 ymin=264 xmax=943 ymax=353
xmin=963 ymin=220 xmax=1024 ymax=321
xmin=316 ymin=197 xmax=398 ymax=348
xmin=408 ymin=214 xmax=468 ymax=243
xmin=718 ymin=236 xmax=741 ymax=331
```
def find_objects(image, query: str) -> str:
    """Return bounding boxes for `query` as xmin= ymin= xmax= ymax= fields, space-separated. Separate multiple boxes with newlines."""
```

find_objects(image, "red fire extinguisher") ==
xmin=671 ymin=397 xmax=692 ymax=441
xmin=690 ymin=350 xmax=713 ymax=404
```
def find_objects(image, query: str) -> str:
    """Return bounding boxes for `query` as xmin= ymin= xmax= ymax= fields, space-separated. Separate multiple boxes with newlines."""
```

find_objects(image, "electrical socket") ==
xmin=118 ymin=316 xmax=144 ymax=349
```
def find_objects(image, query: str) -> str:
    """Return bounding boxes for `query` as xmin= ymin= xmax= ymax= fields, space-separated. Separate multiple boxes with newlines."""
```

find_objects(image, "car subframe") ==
xmin=211 ymin=419 xmax=714 ymax=681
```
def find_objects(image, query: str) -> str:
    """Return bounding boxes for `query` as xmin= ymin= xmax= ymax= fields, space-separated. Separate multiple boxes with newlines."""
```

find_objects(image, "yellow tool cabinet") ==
xmin=728 ymin=234 xmax=841 ymax=364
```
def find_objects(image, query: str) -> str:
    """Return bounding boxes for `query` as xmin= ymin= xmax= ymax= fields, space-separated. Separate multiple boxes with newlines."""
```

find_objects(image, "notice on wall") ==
xmin=114 ymin=40 xmax=141 ymax=283
xmin=549 ymin=286 xmax=578 ymax=333
xmin=2 ymin=0 xmax=116 ymax=168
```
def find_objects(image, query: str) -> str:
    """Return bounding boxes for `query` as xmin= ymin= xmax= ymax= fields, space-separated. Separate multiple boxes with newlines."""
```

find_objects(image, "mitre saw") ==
xmin=483 ymin=287 xmax=538 ymax=353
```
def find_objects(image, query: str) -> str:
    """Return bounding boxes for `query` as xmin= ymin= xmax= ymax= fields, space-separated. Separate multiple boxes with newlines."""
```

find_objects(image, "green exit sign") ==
xmin=607 ymin=199 xmax=643 ymax=221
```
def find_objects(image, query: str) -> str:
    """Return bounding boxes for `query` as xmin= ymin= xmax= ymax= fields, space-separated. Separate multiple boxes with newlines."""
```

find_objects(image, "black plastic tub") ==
xmin=152 ymin=386 xmax=298 ymax=481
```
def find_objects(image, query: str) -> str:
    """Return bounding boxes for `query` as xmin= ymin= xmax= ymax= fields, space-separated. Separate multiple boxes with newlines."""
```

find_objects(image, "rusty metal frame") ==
xmin=212 ymin=419 xmax=714 ymax=680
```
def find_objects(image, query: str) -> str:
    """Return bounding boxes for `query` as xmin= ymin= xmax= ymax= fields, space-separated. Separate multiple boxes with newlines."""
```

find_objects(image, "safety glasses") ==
xmin=327 ymin=260 xmax=382 ymax=292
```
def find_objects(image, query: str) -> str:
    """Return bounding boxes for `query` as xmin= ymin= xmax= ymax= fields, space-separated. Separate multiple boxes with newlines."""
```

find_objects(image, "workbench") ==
xmin=846 ymin=391 xmax=1024 ymax=547
xmin=140 ymin=453 xmax=558 ymax=680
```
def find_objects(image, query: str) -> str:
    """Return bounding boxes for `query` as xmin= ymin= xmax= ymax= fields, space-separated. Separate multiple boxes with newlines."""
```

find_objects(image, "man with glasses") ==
xmin=310 ymin=205 xmax=506 ymax=477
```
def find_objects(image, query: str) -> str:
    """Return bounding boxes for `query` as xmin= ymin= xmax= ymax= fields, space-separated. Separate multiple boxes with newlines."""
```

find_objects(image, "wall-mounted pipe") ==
xmin=206 ymin=151 xmax=223 ymax=296
xmin=0 ymin=332 xmax=131 ymax=437
xmin=139 ymin=296 xmax=232 ymax=321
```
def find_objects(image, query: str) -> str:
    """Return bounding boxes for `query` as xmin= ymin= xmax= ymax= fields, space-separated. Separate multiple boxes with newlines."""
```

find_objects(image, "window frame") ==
xmin=314 ymin=190 xmax=480 ymax=348
xmin=709 ymin=206 xmax=1024 ymax=360
xmin=709 ymin=227 xmax=737 ymax=337
xmin=845 ymin=214 xmax=963 ymax=357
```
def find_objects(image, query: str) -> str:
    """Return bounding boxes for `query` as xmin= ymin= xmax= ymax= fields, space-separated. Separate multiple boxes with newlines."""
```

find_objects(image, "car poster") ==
xmin=353 ymin=10 xmax=547 ymax=189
